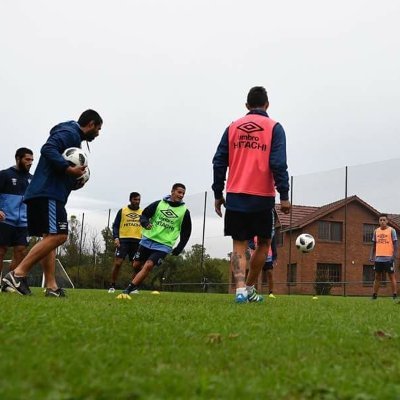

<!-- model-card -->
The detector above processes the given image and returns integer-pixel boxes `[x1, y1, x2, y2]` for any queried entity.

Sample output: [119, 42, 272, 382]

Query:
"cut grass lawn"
[1, 289, 400, 399]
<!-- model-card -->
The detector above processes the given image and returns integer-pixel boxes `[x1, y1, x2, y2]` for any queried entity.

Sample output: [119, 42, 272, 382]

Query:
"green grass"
[1, 290, 400, 400]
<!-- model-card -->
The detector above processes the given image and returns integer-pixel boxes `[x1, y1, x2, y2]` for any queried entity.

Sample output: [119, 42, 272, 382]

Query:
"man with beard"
[0, 148, 34, 280]
[108, 192, 142, 293]
[2, 110, 103, 297]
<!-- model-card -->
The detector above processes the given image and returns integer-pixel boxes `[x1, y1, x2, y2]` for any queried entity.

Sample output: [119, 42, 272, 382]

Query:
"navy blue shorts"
[26, 198, 68, 236]
[0, 223, 28, 246]
[224, 209, 274, 241]
[115, 240, 140, 262]
[374, 261, 395, 274]
[133, 245, 168, 266]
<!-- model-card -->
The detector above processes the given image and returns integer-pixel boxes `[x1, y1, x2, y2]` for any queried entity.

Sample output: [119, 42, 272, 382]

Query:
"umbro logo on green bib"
[160, 209, 178, 219]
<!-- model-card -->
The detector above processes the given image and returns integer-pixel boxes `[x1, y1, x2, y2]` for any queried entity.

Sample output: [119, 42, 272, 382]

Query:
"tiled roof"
[276, 195, 400, 231]
[388, 214, 400, 226]
[275, 204, 318, 228]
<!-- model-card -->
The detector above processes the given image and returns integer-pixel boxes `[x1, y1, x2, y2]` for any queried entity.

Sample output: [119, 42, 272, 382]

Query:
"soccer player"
[369, 214, 398, 300]
[122, 183, 192, 295]
[0, 148, 34, 281]
[2, 110, 103, 297]
[108, 192, 142, 293]
[248, 233, 278, 298]
[212, 86, 290, 303]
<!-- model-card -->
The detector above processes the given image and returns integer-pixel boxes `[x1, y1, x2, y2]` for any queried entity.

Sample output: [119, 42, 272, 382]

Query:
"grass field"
[1, 289, 400, 400]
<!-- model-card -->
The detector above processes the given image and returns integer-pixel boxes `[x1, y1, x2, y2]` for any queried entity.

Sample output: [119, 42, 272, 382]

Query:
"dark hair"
[78, 109, 103, 127]
[379, 213, 388, 219]
[15, 147, 33, 159]
[129, 192, 140, 200]
[247, 86, 269, 108]
[172, 183, 186, 191]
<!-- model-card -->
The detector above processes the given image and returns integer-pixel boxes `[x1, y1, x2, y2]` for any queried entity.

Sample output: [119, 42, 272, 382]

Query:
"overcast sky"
[1, 0, 400, 257]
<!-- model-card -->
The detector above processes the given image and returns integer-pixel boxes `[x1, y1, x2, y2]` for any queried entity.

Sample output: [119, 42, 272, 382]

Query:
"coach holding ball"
[2, 110, 102, 297]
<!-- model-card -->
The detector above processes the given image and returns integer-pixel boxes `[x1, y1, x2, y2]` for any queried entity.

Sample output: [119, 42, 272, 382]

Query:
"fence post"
[78, 212, 85, 287]
[200, 191, 207, 291]
[344, 166, 348, 296]
[288, 175, 294, 295]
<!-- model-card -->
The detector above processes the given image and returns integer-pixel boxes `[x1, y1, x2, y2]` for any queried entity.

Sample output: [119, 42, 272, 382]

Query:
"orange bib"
[375, 227, 394, 257]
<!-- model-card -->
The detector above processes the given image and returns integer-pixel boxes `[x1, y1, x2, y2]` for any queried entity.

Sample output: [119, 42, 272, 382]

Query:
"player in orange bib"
[369, 214, 398, 300]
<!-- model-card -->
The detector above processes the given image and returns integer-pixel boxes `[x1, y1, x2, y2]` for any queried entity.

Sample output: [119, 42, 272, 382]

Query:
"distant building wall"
[228, 199, 399, 297]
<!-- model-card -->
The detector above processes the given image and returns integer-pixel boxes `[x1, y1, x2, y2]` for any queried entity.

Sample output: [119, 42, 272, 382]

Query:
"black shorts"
[0, 223, 28, 247]
[374, 261, 395, 274]
[224, 209, 274, 241]
[133, 245, 168, 266]
[263, 261, 274, 271]
[26, 198, 68, 237]
[115, 240, 140, 262]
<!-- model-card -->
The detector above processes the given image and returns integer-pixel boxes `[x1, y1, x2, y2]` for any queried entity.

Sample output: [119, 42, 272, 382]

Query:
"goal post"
[1, 259, 74, 289]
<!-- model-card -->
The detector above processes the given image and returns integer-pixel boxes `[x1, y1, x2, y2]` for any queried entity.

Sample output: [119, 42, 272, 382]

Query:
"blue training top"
[24, 121, 85, 204]
[0, 166, 32, 227]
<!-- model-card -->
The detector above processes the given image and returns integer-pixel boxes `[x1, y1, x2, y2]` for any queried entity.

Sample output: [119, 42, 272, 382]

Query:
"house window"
[275, 228, 283, 246]
[363, 224, 376, 243]
[363, 264, 386, 287]
[316, 263, 341, 283]
[287, 263, 297, 285]
[362, 265, 375, 286]
[318, 221, 342, 241]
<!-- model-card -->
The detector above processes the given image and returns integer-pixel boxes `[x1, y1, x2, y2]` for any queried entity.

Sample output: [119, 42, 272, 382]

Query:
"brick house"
[236, 195, 400, 296]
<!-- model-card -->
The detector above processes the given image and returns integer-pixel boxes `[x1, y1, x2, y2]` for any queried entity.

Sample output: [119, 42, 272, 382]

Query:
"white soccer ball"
[62, 147, 88, 167]
[77, 167, 90, 184]
[72, 167, 90, 191]
[296, 233, 315, 253]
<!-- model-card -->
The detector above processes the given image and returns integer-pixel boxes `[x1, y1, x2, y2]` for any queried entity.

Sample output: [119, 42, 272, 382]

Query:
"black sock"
[128, 283, 137, 289]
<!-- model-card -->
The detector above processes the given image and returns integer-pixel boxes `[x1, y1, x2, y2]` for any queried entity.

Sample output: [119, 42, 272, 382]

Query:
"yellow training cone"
[151, 291, 160, 295]
[116, 293, 131, 300]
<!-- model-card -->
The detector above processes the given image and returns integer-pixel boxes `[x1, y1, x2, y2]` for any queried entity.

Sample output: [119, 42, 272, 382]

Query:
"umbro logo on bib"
[237, 122, 264, 134]
[160, 209, 178, 219]
[126, 212, 140, 221]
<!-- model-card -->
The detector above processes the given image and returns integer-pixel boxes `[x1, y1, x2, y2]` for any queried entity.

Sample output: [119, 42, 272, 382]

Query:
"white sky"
[1, 0, 400, 257]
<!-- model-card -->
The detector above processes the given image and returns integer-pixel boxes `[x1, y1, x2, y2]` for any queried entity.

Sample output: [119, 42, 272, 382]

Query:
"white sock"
[246, 285, 255, 294]
[236, 287, 247, 296]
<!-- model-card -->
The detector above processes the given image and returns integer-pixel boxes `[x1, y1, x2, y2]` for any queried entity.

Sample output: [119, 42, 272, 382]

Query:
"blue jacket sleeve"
[270, 123, 289, 201]
[41, 130, 77, 172]
[112, 209, 122, 239]
[212, 128, 229, 199]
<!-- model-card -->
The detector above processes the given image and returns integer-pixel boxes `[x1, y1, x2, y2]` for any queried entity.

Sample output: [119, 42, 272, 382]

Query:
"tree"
[60, 215, 81, 266]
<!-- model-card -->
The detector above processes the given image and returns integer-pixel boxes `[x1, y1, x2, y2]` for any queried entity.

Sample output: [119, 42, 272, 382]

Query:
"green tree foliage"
[60, 215, 81, 266]
[51, 214, 229, 292]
